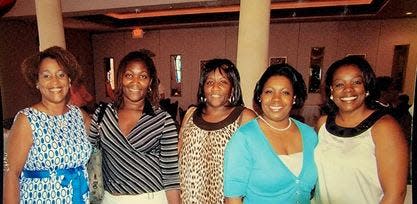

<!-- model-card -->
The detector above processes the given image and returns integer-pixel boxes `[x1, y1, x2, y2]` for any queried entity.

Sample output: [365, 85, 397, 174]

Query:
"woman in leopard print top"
[178, 59, 256, 204]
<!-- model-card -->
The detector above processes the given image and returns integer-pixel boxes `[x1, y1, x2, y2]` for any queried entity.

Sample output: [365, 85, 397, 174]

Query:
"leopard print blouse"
[179, 106, 244, 204]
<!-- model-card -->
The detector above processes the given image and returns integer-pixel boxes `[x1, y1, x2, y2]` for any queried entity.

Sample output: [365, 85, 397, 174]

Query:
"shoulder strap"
[179, 106, 196, 137]
[92, 102, 108, 150]
[182, 106, 196, 126]
[96, 102, 108, 124]
[178, 106, 196, 152]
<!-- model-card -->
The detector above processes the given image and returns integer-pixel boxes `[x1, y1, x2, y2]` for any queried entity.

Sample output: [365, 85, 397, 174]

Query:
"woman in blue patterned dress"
[3, 46, 92, 204]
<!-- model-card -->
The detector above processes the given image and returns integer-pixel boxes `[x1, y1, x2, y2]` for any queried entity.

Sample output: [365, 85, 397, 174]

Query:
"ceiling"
[3, 0, 417, 32]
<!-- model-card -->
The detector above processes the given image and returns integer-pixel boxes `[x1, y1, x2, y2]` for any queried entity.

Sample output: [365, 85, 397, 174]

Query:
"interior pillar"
[35, 0, 66, 51]
[236, 0, 271, 110]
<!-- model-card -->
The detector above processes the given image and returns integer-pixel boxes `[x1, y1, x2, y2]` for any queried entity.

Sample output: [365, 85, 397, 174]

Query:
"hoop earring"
[148, 87, 152, 93]
[228, 95, 235, 103]
[200, 96, 206, 102]
[365, 92, 369, 97]
[330, 95, 334, 100]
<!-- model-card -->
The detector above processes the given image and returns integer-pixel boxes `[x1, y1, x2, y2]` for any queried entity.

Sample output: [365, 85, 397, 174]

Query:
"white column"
[35, 0, 66, 51]
[236, 0, 271, 110]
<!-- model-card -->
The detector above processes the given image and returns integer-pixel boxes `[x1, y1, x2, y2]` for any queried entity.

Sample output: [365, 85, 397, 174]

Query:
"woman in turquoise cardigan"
[224, 63, 318, 204]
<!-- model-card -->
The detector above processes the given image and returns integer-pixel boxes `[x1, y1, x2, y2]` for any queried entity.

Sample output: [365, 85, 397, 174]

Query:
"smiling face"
[203, 69, 232, 109]
[331, 65, 368, 113]
[260, 75, 295, 124]
[122, 61, 151, 104]
[37, 57, 70, 105]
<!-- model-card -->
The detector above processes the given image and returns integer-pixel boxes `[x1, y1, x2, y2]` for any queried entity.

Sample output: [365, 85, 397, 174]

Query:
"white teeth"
[269, 106, 282, 111]
[340, 96, 357, 101]
[211, 94, 221, 98]
[50, 88, 62, 92]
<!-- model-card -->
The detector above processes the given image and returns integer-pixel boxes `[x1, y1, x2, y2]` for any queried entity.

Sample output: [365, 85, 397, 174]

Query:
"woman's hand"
[165, 189, 181, 204]
[225, 197, 243, 204]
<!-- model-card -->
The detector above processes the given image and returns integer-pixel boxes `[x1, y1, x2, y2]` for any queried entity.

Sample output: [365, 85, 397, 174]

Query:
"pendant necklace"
[259, 116, 292, 132]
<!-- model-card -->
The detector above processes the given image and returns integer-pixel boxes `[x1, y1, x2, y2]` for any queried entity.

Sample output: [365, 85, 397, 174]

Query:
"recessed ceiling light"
[405, 12, 413, 15]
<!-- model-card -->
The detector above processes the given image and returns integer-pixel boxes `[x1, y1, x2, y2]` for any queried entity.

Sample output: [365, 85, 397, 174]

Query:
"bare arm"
[372, 115, 408, 204]
[3, 114, 33, 204]
[225, 197, 243, 204]
[238, 108, 257, 126]
[165, 189, 181, 204]
[315, 115, 327, 132]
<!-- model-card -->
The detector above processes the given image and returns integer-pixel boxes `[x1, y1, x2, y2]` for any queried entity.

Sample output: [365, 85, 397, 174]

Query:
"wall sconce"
[132, 27, 144, 39]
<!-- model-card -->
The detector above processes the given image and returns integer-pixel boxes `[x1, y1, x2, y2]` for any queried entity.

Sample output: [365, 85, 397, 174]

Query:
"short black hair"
[196, 59, 244, 114]
[322, 55, 377, 115]
[253, 63, 307, 114]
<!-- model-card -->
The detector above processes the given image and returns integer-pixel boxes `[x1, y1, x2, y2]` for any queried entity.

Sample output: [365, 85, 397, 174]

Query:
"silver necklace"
[259, 116, 292, 131]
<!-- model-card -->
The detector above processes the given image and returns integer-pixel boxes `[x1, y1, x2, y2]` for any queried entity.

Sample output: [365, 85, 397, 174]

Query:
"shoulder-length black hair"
[253, 63, 307, 115]
[195, 58, 244, 115]
[113, 51, 159, 110]
[322, 55, 377, 115]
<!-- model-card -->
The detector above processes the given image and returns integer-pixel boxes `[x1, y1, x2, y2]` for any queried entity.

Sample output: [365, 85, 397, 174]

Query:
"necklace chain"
[259, 116, 292, 132]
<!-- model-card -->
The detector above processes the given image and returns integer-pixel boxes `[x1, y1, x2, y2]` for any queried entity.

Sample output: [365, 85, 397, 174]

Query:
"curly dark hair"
[113, 51, 159, 109]
[21, 46, 82, 89]
[195, 58, 244, 115]
[322, 55, 377, 115]
[253, 63, 307, 115]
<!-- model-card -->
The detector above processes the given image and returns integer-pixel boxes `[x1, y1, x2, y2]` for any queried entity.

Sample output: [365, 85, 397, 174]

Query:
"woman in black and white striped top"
[89, 50, 180, 204]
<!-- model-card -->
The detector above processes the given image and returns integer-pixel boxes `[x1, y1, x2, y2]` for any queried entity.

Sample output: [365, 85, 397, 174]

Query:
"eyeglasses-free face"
[37, 57, 71, 105]
[203, 69, 233, 108]
[260, 75, 295, 126]
[331, 65, 368, 113]
[122, 61, 151, 104]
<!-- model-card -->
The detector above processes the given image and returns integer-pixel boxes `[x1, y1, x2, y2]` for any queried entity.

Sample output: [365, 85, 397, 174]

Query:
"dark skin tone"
[201, 69, 256, 124]
[316, 65, 408, 204]
[4, 58, 91, 204]
[118, 61, 150, 137]
[117, 60, 180, 203]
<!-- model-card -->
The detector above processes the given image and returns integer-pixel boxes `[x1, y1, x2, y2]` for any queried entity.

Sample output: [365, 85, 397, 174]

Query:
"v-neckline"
[115, 109, 143, 140]
[257, 119, 305, 178]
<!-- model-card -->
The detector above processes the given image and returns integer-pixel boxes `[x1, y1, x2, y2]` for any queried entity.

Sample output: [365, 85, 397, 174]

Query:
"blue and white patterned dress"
[18, 105, 92, 204]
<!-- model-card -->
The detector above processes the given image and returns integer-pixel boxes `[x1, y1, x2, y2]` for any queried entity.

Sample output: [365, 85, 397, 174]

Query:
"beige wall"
[91, 18, 417, 110]
[1, 18, 416, 119]
[92, 26, 240, 109]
